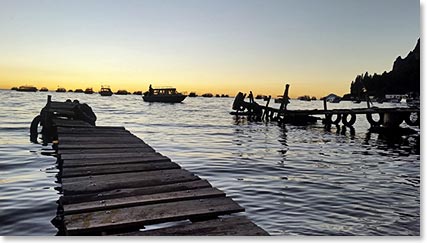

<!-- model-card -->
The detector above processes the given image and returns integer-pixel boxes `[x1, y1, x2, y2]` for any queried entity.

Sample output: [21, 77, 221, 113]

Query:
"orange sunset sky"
[0, 0, 419, 98]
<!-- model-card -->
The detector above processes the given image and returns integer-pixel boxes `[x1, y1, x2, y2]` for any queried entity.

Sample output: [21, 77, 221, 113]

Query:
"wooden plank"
[58, 147, 155, 155]
[59, 134, 142, 141]
[58, 132, 134, 138]
[61, 161, 180, 178]
[61, 154, 169, 168]
[52, 119, 93, 128]
[62, 169, 199, 195]
[119, 216, 269, 236]
[58, 143, 150, 150]
[59, 139, 146, 145]
[62, 169, 192, 185]
[57, 127, 126, 134]
[58, 135, 142, 144]
[58, 126, 126, 131]
[60, 180, 212, 205]
[60, 152, 159, 160]
[63, 187, 225, 215]
[64, 197, 244, 235]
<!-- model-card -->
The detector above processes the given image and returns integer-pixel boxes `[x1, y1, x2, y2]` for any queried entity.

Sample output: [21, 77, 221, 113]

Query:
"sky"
[0, 0, 420, 98]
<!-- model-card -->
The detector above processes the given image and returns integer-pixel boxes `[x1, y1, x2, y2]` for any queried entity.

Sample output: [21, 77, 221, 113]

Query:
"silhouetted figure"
[149, 84, 153, 95]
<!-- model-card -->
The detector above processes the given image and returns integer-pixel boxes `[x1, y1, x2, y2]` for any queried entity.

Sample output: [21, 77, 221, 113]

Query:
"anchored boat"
[143, 85, 186, 103]
[99, 85, 113, 96]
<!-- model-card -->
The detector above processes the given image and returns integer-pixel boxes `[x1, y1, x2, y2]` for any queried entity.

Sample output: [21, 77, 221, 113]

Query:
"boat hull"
[143, 95, 187, 103]
[100, 92, 113, 96]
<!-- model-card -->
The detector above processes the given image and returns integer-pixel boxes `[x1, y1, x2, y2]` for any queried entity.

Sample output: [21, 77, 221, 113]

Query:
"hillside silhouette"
[346, 39, 420, 100]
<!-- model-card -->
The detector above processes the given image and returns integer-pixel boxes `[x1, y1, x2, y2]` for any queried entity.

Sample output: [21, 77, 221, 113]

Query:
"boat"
[202, 93, 213, 97]
[56, 87, 66, 92]
[133, 91, 142, 95]
[115, 90, 129, 95]
[11, 87, 18, 91]
[188, 92, 198, 97]
[40, 87, 49, 92]
[84, 88, 94, 94]
[74, 89, 84, 93]
[17, 85, 38, 92]
[99, 86, 113, 96]
[142, 85, 187, 103]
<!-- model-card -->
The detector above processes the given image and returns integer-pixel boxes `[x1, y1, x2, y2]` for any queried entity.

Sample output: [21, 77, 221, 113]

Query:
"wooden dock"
[32, 96, 268, 236]
[231, 86, 420, 128]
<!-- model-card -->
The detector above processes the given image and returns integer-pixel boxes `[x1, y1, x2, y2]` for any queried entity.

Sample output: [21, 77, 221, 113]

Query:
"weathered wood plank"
[52, 119, 93, 127]
[58, 143, 150, 150]
[60, 151, 159, 160]
[56, 127, 127, 134]
[62, 169, 199, 195]
[58, 132, 134, 138]
[59, 135, 142, 142]
[63, 187, 225, 215]
[61, 161, 180, 178]
[64, 197, 244, 235]
[62, 169, 192, 185]
[60, 180, 212, 205]
[57, 126, 126, 131]
[61, 154, 169, 168]
[58, 147, 155, 155]
[119, 216, 269, 236]
[59, 137, 144, 144]
[59, 140, 146, 145]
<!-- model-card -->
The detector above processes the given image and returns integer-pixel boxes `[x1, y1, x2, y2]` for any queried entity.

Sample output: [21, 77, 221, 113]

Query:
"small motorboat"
[40, 87, 49, 92]
[84, 88, 94, 94]
[142, 85, 186, 103]
[17, 85, 38, 92]
[99, 86, 113, 96]
[56, 87, 66, 92]
[115, 90, 129, 95]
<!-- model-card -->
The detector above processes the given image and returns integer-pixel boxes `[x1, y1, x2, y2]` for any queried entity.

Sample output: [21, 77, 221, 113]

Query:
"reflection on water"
[0, 90, 420, 235]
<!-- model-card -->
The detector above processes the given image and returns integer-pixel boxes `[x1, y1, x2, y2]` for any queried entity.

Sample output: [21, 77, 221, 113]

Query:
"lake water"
[0, 89, 420, 236]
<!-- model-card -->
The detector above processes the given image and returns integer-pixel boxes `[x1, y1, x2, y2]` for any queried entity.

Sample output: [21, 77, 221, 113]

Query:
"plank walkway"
[49, 115, 268, 235]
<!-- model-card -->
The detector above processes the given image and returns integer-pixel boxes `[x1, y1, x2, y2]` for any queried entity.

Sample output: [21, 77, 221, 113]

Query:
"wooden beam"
[64, 197, 244, 235]
[63, 187, 225, 215]
[119, 216, 269, 236]
[61, 161, 180, 178]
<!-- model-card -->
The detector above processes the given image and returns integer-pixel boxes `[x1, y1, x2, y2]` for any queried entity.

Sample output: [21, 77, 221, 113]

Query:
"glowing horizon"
[0, 0, 419, 98]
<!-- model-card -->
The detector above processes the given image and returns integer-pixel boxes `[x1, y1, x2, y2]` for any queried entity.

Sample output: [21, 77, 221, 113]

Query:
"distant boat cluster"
[11, 85, 138, 96]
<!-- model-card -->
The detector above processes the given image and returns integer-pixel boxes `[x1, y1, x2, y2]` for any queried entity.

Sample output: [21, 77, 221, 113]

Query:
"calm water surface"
[0, 90, 420, 235]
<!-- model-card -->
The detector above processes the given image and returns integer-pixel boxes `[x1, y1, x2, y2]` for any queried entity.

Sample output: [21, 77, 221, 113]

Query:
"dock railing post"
[262, 95, 271, 121]
[279, 84, 290, 112]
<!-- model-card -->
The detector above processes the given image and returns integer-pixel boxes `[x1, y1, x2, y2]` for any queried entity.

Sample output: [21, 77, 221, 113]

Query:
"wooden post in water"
[323, 99, 327, 111]
[279, 84, 290, 111]
[262, 95, 271, 121]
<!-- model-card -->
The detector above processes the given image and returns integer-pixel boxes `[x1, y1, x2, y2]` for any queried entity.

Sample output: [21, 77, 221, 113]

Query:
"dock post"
[262, 96, 271, 121]
[323, 99, 327, 111]
[279, 84, 290, 111]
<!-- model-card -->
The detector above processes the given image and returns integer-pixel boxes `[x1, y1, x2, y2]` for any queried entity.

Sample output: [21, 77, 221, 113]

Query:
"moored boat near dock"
[143, 85, 186, 103]
[74, 89, 84, 93]
[40, 87, 49, 92]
